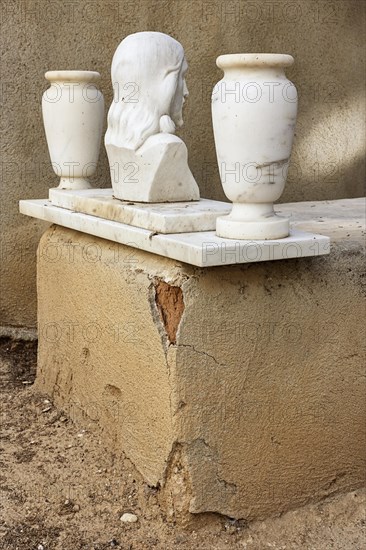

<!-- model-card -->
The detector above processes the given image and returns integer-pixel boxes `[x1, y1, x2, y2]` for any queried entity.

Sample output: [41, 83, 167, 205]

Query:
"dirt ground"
[0, 337, 365, 550]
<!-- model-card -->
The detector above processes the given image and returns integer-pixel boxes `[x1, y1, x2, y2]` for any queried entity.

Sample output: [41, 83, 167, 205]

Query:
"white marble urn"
[212, 54, 298, 240]
[42, 70, 104, 190]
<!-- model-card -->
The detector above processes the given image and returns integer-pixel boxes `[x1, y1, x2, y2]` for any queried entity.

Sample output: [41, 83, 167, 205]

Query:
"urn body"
[212, 54, 298, 240]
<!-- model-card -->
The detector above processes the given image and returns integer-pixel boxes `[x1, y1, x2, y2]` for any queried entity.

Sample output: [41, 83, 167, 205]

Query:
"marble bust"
[105, 32, 200, 203]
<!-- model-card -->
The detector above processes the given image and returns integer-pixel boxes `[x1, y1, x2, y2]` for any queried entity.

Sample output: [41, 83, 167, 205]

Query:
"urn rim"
[216, 53, 294, 70]
[45, 70, 101, 83]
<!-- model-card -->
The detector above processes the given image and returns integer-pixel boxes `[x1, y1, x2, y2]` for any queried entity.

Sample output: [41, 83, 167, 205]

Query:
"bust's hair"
[105, 32, 185, 151]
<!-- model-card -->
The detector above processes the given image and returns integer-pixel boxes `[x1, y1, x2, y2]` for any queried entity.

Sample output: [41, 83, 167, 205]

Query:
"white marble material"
[19, 199, 330, 267]
[49, 188, 231, 234]
[105, 32, 200, 202]
[42, 71, 104, 189]
[212, 54, 298, 240]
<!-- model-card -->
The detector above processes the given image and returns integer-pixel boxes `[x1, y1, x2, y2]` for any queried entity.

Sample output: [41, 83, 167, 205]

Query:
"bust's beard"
[171, 107, 184, 129]
[174, 116, 184, 128]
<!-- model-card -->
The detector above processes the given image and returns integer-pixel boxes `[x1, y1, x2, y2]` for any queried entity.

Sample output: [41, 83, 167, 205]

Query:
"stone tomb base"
[36, 212, 365, 521]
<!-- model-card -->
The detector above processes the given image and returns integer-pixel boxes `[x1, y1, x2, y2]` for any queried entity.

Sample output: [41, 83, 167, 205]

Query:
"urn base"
[216, 203, 290, 240]
[58, 177, 92, 190]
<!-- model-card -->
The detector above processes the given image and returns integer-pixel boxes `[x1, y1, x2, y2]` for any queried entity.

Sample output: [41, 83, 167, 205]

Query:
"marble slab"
[20, 199, 330, 267]
[49, 188, 231, 234]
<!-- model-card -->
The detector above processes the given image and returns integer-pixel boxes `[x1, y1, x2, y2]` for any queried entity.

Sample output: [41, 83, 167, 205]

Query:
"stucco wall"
[1, 0, 365, 328]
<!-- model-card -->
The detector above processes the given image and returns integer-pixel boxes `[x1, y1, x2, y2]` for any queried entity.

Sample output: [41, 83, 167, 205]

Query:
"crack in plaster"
[176, 343, 227, 369]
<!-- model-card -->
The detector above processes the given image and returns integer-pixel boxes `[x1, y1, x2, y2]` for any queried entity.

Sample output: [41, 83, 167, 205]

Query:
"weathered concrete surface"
[36, 199, 365, 521]
[2, 0, 365, 327]
[36, 226, 181, 485]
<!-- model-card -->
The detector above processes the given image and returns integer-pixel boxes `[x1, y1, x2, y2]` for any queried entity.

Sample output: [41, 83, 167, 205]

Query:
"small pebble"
[37, 545, 44, 550]
[120, 512, 138, 523]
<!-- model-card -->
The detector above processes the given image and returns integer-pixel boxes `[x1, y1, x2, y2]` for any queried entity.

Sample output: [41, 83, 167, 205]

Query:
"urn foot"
[58, 177, 92, 190]
[216, 203, 289, 240]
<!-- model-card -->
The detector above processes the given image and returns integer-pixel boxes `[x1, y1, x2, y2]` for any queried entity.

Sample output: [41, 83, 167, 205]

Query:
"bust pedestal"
[106, 134, 200, 203]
